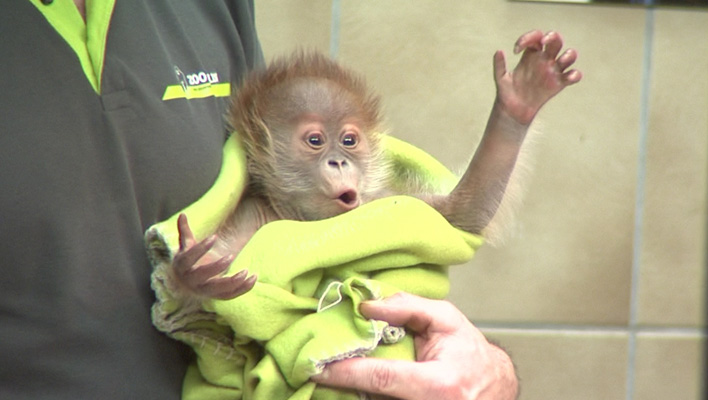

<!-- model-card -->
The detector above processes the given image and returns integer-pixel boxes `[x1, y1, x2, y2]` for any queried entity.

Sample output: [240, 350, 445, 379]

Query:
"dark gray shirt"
[0, 1, 262, 398]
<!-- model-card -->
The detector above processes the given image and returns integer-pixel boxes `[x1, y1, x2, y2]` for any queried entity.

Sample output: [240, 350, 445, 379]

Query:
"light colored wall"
[255, 2, 706, 399]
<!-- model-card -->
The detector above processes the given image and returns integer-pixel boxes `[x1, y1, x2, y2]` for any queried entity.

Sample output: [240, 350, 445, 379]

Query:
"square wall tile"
[634, 333, 706, 400]
[485, 329, 628, 400]
[255, 0, 332, 60]
[638, 9, 708, 327]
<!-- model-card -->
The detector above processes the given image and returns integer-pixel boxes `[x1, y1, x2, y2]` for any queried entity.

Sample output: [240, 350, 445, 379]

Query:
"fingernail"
[312, 367, 329, 381]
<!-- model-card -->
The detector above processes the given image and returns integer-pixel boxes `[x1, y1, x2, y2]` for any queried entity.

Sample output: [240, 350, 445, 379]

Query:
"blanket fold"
[147, 134, 483, 400]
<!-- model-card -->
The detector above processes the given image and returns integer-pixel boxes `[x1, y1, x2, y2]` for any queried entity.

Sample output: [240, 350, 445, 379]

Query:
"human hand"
[311, 293, 518, 400]
[494, 30, 582, 125]
[172, 213, 256, 299]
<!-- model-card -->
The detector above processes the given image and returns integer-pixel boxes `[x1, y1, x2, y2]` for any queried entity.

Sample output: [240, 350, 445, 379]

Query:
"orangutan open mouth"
[335, 189, 360, 210]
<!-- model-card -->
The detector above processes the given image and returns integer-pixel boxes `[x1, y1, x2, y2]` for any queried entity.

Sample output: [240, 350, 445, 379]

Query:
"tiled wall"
[255, 1, 706, 398]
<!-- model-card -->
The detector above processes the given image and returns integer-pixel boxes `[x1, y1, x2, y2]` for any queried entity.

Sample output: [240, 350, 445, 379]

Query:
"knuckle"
[437, 299, 459, 316]
[438, 300, 469, 327]
[443, 378, 466, 399]
[386, 292, 408, 303]
[368, 363, 396, 393]
[429, 373, 466, 400]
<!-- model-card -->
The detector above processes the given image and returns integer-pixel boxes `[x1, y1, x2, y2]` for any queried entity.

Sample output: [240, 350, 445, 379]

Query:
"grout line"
[704, 116, 708, 400]
[626, 7, 655, 400]
[329, 0, 341, 59]
[475, 323, 706, 337]
[480, 327, 628, 337]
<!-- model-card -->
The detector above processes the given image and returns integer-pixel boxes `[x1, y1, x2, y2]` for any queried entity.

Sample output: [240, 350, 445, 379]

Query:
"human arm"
[311, 292, 519, 400]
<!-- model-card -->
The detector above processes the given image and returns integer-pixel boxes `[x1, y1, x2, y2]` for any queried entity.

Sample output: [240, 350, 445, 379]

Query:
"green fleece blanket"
[147, 134, 483, 400]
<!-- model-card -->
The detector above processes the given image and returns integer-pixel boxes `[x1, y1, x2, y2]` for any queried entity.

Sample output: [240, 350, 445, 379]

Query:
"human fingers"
[312, 356, 434, 400]
[199, 270, 257, 300]
[359, 293, 465, 334]
[513, 30, 544, 54]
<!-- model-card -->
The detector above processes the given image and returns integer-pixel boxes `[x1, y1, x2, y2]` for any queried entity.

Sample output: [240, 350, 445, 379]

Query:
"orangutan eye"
[306, 133, 325, 148]
[341, 133, 358, 148]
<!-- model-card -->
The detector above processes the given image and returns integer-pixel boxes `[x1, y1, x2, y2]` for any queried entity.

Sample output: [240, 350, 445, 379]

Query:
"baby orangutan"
[172, 30, 581, 300]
